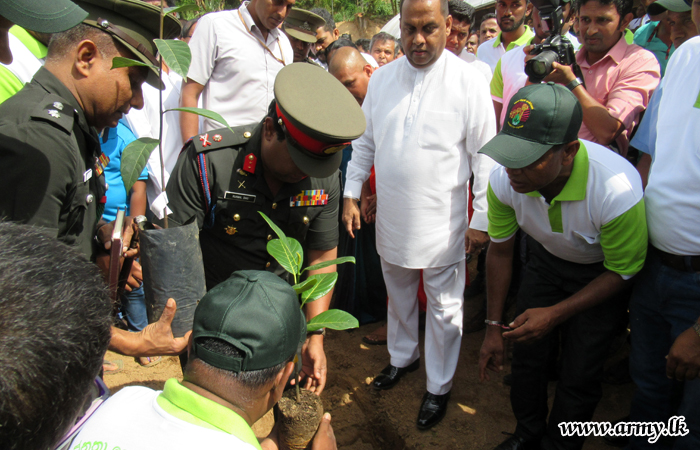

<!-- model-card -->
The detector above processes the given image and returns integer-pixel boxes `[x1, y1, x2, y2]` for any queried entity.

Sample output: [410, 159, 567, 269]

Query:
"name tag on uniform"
[83, 169, 93, 182]
[224, 191, 256, 203]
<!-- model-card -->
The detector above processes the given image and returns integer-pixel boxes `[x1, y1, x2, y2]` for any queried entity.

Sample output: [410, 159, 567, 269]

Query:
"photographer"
[490, 0, 579, 129]
[543, 0, 660, 157]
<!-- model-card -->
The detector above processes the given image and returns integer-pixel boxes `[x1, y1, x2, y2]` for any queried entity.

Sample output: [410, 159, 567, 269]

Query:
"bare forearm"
[305, 248, 337, 320]
[571, 85, 624, 145]
[485, 238, 515, 322]
[180, 79, 204, 143]
[129, 181, 147, 217]
[550, 270, 629, 324]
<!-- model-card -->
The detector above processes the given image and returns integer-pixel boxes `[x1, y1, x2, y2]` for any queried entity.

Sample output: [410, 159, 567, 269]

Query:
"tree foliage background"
[176, 0, 396, 23]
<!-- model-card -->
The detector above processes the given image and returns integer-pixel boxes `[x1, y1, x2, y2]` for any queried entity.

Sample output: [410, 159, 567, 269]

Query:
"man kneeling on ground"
[74, 271, 336, 449]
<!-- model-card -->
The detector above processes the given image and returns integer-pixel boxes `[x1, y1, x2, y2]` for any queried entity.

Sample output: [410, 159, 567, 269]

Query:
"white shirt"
[345, 51, 497, 268]
[2, 31, 42, 85]
[491, 45, 529, 127]
[476, 27, 535, 71]
[73, 386, 257, 450]
[644, 36, 700, 255]
[488, 140, 645, 277]
[187, 3, 293, 131]
[459, 49, 493, 83]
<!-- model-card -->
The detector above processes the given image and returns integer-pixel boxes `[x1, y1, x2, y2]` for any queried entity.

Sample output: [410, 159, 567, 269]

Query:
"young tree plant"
[259, 212, 358, 400]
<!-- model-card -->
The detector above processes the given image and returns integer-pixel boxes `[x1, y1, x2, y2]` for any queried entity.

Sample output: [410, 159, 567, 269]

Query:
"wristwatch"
[566, 77, 583, 92]
[308, 328, 326, 336]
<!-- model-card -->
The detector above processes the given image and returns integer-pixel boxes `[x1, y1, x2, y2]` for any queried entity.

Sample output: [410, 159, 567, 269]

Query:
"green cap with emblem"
[274, 63, 366, 178]
[479, 83, 582, 169]
[192, 270, 306, 373]
[0, 0, 88, 33]
[283, 8, 326, 43]
[648, 0, 690, 15]
[74, 0, 182, 89]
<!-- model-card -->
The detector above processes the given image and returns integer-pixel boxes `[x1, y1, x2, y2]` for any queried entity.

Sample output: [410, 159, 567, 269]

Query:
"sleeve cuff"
[344, 180, 364, 199]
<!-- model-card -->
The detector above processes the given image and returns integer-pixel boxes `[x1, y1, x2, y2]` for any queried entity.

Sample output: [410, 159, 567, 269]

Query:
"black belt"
[652, 246, 700, 273]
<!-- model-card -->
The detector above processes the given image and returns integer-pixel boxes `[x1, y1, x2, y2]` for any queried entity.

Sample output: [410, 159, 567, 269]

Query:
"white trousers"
[380, 257, 465, 395]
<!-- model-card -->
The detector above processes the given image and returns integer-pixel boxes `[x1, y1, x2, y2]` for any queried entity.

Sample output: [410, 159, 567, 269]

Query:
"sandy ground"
[104, 260, 634, 449]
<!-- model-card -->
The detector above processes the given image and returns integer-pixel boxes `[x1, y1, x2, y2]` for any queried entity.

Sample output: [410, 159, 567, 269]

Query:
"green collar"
[9, 26, 47, 59]
[493, 26, 534, 51]
[157, 379, 262, 450]
[525, 141, 589, 201]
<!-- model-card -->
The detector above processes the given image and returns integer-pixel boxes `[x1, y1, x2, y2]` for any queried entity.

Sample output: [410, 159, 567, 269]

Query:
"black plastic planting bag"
[140, 221, 206, 337]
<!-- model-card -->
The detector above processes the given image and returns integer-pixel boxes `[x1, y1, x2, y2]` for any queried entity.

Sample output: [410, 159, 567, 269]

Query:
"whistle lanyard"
[238, 9, 286, 66]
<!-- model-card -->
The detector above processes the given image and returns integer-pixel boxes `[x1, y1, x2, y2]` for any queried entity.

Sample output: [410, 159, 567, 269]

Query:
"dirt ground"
[104, 260, 635, 450]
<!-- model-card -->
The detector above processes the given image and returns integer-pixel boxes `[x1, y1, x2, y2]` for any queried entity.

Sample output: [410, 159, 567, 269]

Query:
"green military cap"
[274, 63, 366, 178]
[479, 83, 582, 169]
[283, 8, 326, 44]
[648, 0, 690, 15]
[74, 0, 182, 89]
[192, 271, 306, 373]
[0, 0, 87, 33]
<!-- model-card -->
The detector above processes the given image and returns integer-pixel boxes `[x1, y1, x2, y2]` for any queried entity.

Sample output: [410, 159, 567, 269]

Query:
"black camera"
[524, 0, 580, 83]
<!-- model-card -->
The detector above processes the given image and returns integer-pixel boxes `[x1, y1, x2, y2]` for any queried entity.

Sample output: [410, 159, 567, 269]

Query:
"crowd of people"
[0, 0, 698, 448]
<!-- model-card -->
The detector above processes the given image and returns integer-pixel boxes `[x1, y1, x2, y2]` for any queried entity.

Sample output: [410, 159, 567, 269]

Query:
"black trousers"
[511, 237, 628, 450]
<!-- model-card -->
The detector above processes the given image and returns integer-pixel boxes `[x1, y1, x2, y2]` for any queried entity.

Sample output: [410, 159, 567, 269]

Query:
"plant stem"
[159, 2, 168, 228]
[295, 371, 301, 403]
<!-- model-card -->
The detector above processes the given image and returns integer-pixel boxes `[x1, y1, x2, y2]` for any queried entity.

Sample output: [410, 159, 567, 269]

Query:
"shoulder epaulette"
[29, 94, 75, 133]
[193, 124, 257, 153]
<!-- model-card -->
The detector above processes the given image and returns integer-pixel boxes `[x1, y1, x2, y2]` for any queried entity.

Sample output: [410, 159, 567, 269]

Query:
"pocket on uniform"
[65, 182, 89, 236]
[418, 111, 464, 150]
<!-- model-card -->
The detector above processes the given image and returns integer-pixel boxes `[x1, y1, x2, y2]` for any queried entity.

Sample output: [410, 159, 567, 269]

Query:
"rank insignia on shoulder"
[225, 226, 237, 235]
[213, 134, 222, 142]
[48, 109, 60, 118]
[199, 133, 212, 147]
[243, 153, 257, 173]
[53, 102, 64, 111]
[238, 169, 248, 177]
[290, 189, 328, 207]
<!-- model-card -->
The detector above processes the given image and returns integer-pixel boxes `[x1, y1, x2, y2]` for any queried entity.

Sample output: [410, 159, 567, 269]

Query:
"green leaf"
[303, 256, 356, 273]
[307, 310, 359, 331]
[301, 273, 338, 307]
[164, 4, 200, 14]
[267, 238, 303, 276]
[292, 278, 318, 295]
[167, 107, 231, 131]
[154, 39, 191, 79]
[120, 138, 160, 194]
[258, 212, 290, 248]
[111, 57, 157, 71]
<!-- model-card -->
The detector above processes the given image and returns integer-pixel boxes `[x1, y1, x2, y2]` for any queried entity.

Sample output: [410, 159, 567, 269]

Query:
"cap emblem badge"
[508, 99, 533, 129]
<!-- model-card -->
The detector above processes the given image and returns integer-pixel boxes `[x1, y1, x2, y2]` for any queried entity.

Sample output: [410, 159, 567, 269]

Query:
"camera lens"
[525, 50, 558, 83]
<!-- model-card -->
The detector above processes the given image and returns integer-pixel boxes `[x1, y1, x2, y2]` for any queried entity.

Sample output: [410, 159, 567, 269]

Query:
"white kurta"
[344, 51, 497, 269]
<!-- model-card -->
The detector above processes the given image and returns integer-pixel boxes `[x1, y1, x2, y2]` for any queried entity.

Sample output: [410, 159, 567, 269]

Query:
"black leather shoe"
[371, 359, 420, 391]
[493, 434, 534, 450]
[416, 391, 450, 430]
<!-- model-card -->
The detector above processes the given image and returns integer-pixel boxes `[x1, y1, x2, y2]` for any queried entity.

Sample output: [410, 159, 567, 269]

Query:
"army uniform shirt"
[0, 67, 106, 258]
[166, 123, 340, 290]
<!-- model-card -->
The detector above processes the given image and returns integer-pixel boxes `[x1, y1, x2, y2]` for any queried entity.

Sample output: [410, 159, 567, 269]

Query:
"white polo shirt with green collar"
[476, 26, 535, 71]
[72, 379, 262, 450]
[487, 140, 647, 280]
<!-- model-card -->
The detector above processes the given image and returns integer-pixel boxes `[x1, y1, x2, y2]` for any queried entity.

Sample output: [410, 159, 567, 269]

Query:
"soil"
[277, 389, 326, 449]
[104, 261, 635, 450]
